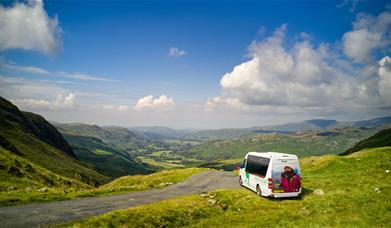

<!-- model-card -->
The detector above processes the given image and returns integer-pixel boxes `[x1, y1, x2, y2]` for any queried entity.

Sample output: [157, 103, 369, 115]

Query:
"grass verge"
[1, 168, 207, 206]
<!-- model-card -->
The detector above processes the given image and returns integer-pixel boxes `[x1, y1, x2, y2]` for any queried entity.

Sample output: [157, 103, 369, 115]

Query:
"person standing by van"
[280, 166, 301, 192]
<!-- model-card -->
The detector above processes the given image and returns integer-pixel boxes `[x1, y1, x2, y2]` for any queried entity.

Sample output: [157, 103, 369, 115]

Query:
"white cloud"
[0, 75, 70, 99]
[12, 93, 76, 111]
[1, 61, 114, 82]
[4, 63, 50, 75]
[207, 20, 391, 117]
[378, 56, 391, 105]
[342, 11, 391, 63]
[103, 104, 130, 111]
[0, 0, 62, 54]
[134, 95, 175, 111]
[56, 71, 115, 82]
[168, 47, 187, 57]
[337, 0, 359, 12]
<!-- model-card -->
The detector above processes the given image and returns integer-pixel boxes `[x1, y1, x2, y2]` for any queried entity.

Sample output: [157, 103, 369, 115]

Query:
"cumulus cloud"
[343, 10, 391, 63]
[134, 95, 175, 111]
[378, 56, 391, 104]
[207, 13, 391, 117]
[168, 47, 187, 57]
[12, 93, 76, 111]
[0, 0, 62, 54]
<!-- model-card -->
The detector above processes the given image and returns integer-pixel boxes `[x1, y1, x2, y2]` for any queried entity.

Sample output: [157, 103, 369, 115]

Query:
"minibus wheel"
[256, 185, 262, 196]
[239, 176, 243, 186]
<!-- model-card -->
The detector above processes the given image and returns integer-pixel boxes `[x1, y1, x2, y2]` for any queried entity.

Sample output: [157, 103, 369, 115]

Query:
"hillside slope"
[64, 134, 151, 177]
[54, 123, 152, 176]
[0, 146, 93, 205]
[54, 123, 146, 150]
[0, 97, 109, 185]
[341, 128, 391, 155]
[0, 97, 74, 156]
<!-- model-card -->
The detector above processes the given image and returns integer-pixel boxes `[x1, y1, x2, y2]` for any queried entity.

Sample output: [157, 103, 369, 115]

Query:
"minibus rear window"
[246, 155, 270, 177]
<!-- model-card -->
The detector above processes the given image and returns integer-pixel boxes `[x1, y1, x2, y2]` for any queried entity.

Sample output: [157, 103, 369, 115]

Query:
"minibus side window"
[246, 155, 270, 177]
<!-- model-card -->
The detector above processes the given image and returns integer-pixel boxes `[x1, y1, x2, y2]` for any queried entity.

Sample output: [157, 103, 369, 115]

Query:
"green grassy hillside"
[64, 134, 151, 177]
[64, 147, 391, 227]
[0, 147, 93, 206]
[81, 168, 207, 197]
[54, 123, 145, 150]
[184, 127, 381, 160]
[0, 97, 110, 186]
[341, 128, 391, 155]
[0, 97, 74, 156]
[54, 123, 152, 176]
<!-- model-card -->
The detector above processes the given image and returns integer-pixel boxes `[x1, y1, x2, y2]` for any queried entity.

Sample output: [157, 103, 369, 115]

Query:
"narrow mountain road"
[0, 171, 239, 227]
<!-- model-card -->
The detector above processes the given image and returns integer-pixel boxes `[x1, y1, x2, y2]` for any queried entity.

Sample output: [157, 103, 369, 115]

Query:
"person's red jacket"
[281, 176, 290, 192]
[291, 175, 301, 191]
[281, 175, 301, 192]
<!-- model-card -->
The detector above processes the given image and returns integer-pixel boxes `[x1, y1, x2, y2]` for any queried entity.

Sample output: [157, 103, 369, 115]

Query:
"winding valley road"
[0, 171, 239, 227]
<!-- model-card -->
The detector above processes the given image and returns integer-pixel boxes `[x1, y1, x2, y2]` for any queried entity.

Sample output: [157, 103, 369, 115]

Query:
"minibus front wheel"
[239, 176, 243, 186]
[256, 184, 262, 196]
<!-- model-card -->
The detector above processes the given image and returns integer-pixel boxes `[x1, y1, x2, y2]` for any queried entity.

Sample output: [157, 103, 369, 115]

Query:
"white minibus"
[238, 152, 302, 198]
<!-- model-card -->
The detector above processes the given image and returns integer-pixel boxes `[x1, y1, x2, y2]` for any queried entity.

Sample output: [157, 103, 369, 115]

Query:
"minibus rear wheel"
[256, 185, 262, 196]
[239, 176, 243, 186]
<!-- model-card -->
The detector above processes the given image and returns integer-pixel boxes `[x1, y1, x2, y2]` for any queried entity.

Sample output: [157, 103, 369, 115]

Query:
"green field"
[93, 149, 112, 155]
[139, 156, 185, 169]
[63, 147, 391, 227]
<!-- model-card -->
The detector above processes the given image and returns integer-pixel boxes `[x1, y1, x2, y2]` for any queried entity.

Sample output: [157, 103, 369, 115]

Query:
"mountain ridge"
[0, 96, 110, 186]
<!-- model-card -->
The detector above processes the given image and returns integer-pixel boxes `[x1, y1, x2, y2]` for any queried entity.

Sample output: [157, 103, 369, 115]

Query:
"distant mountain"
[341, 128, 391, 155]
[263, 117, 391, 132]
[130, 126, 192, 140]
[184, 127, 382, 161]
[54, 123, 146, 150]
[186, 116, 391, 141]
[259, 119, 339, 132]
[185, 128, 254, 141]
[0, 96, 109, 186]
[352, 116, 391, 128]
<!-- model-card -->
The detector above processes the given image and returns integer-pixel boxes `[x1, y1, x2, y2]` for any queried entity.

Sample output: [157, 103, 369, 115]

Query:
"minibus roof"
[246, 152, 298, 159]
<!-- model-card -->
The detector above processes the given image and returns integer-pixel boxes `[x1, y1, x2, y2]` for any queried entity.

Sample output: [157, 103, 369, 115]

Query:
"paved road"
[0, 171, 239, 227]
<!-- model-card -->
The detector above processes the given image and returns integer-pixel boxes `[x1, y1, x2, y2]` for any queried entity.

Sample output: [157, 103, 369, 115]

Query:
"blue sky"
[0, 0, 390, 128]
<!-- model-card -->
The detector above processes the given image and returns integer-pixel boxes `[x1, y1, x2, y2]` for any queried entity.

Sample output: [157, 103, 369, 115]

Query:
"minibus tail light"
[268, 178, 273, 189]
